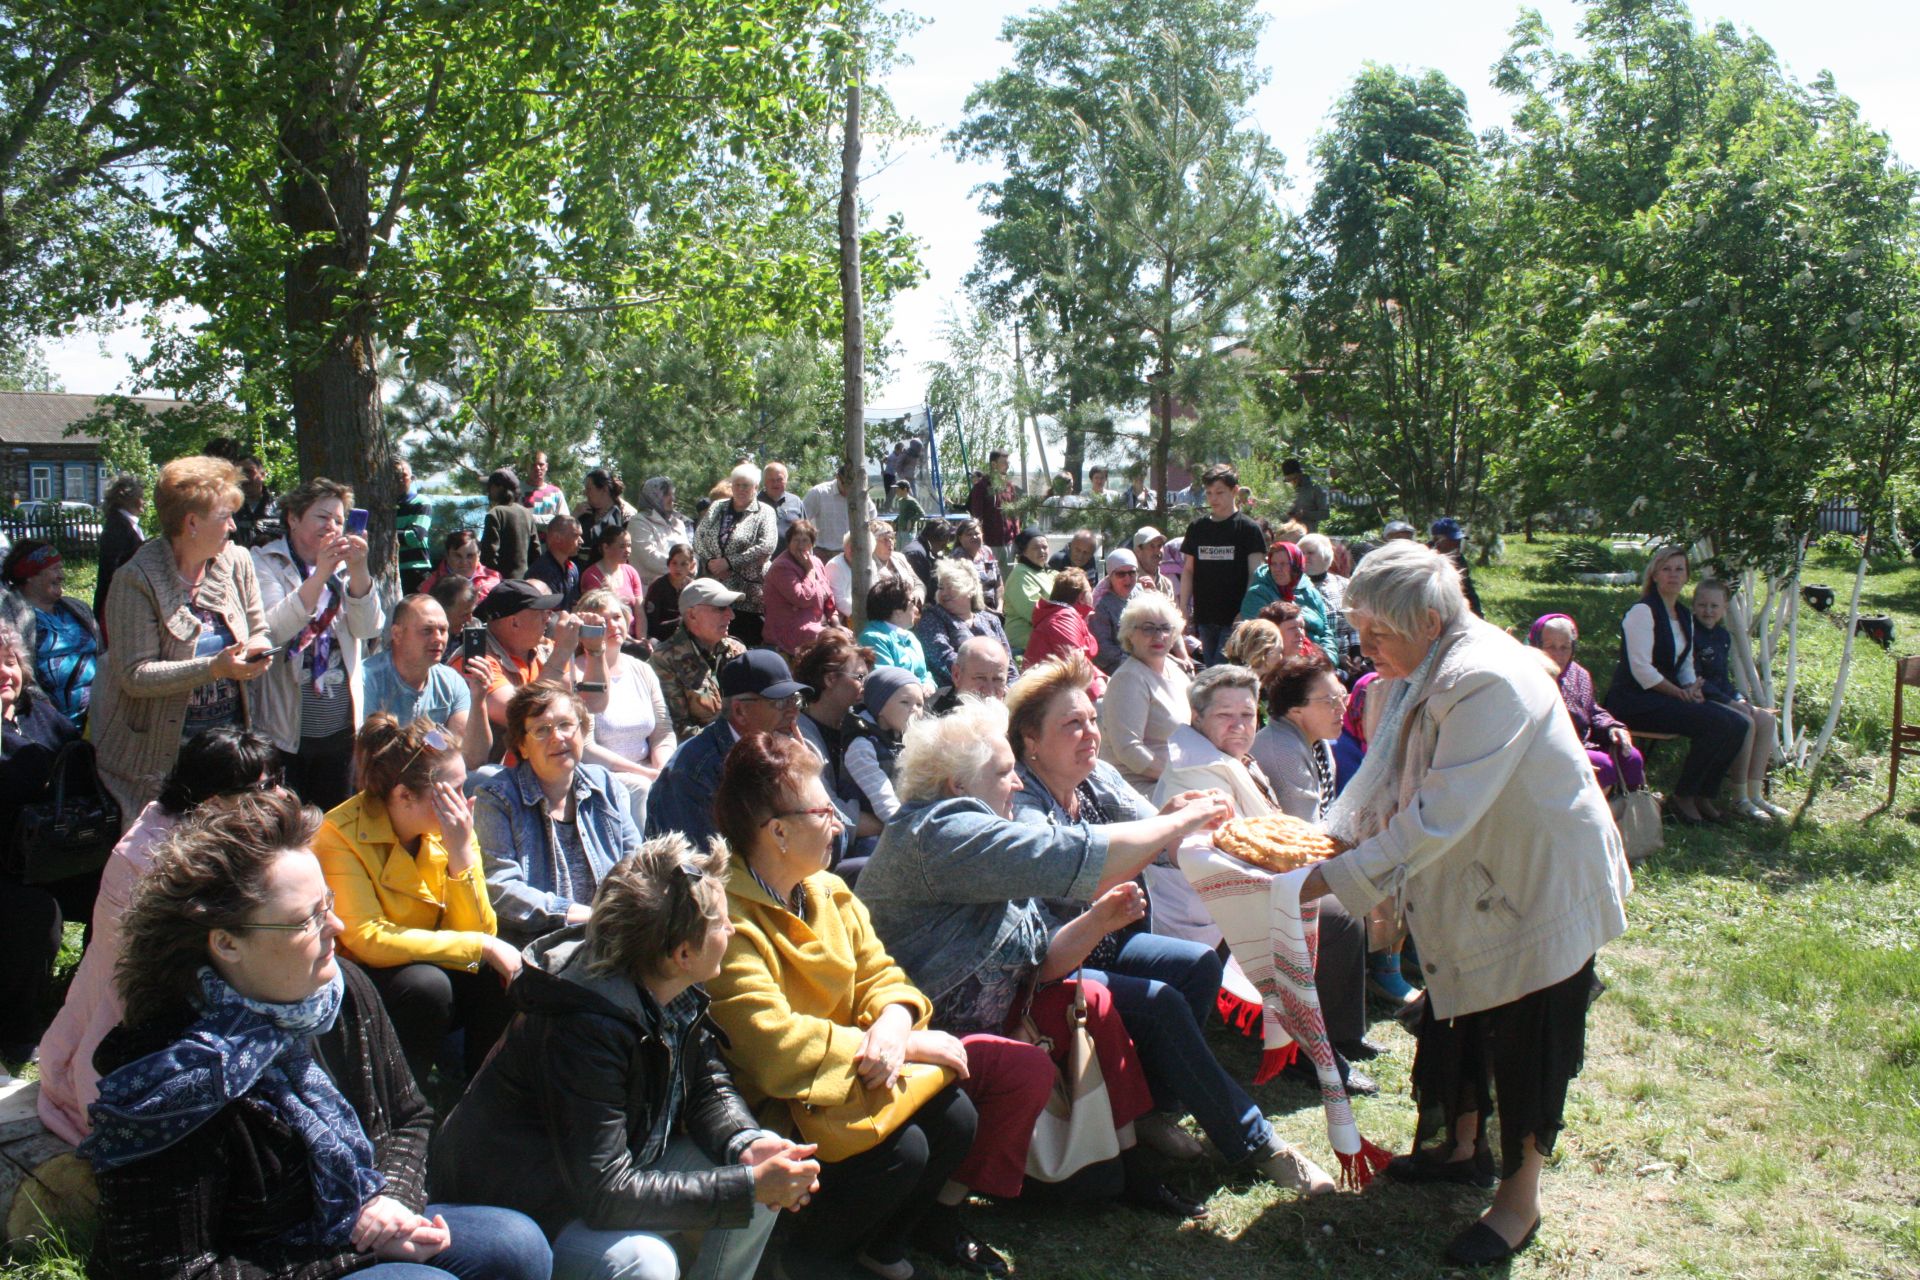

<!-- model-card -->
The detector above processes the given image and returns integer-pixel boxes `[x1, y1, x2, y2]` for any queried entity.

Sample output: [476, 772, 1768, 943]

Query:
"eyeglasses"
[1306, 691, 1350, 707]
[832, 666, 868, 685]
[763, 805, 840, 826]
[238, 890, 334, 937]
[1136, 623, 1176, 637]
[740, 693, 804, 713]
[400, 728, 452, 776]
[528, 718, 582, 743]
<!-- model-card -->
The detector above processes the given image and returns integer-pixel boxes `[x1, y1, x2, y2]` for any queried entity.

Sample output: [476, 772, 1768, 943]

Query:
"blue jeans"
[551, 1137, 779, 1280]
[1082, 932, 1274, 1164]
[1196, 622, 1233, 667]
[358, 1203, 552, 1280]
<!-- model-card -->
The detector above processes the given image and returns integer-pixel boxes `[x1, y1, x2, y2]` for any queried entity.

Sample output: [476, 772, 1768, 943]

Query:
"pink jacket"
[35, 803, 178, 1144]
[763, 550, 837, 656]
[1024, 600, 1108, 699]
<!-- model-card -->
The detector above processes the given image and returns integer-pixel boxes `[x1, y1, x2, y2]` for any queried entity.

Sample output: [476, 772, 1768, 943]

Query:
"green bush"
[1545, 537, 1630, 579]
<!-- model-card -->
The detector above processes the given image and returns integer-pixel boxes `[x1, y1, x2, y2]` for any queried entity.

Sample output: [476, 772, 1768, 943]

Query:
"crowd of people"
[0, 445, 1745, 1280]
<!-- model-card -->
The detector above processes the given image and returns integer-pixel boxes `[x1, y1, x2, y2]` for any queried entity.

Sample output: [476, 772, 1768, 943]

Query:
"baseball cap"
[1132, 525, 1164, 548]
[473, 579, 563, 623]
[680, 577, 744, 611]
[719, 649, 809, 701]
[1430, 517, 1465, 541]
[1382, 521, 1417, 539]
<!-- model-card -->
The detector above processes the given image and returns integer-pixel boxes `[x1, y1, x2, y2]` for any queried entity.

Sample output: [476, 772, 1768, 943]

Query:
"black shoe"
[1122, 1179, 1210, 1220]
[1335, 1037, 1385, 1062]
[1443, 1217, 1540, 1267]
[911, 1208, 1011, 1277]
[1384, 1150, 1497, 1189]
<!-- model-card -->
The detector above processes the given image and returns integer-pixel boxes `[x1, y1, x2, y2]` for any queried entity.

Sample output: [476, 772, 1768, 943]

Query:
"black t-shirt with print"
[1183, 511, 1267, 624]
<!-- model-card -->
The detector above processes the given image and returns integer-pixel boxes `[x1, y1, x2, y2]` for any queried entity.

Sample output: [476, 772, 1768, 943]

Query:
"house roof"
[0, 391, 186, 447]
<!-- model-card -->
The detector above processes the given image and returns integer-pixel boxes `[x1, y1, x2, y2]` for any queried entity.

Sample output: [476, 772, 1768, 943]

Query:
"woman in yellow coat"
[315, 713, 521, 1080]
[704, 732, 1015, 1280]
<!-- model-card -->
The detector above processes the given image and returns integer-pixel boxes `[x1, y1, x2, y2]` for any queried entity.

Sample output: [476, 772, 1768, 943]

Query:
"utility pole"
[838, 55, 870, 631]
[1012, 319, 1029, 498]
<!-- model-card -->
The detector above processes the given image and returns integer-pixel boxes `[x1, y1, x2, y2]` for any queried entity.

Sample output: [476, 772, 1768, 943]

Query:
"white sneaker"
[1757, 796, 1792, 819]
[1258, 1142, 1336, 1197]
[1734, 799, 1774, 823]
[1135, 1111, 1206, 1161]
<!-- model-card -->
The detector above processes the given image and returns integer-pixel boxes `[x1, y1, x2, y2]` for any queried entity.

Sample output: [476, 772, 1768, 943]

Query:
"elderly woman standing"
[1001, 530, 1054, 657]
[94, 473, 147, 623]
[1298, 541, 1632, 1266]
[628, 476, 692, 590]
[1009, 656, 1336, 1196]
[1099, 592, 1191, 794]
[914, 557, 1015, 690]
[253, 477, 387, 811]
[1601, 546, 1748, 824]
[761, 518, 837, 658]
[92, 455, 274, 822]
[695, 462, 777, 647]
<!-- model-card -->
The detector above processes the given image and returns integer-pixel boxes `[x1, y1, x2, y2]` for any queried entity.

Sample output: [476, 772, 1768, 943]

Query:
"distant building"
[0, 390, 169, 504]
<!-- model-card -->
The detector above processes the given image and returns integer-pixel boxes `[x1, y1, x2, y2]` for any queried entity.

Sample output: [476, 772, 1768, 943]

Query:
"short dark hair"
[1281, 458, 1304, 477]
[791, 628, 877, 704]
[866, 574, 915, 621]
[787, 518, 819, 547]
[442, 528, 477, 557]
[281, 476, 353, 522]
[429, 573, 477, 612]
[506, 682, 586, 759]
[1258, 599, 1303, 628]
[356, 713, 457, 801]
[1200, 463, 1239, 490]
[1264, 651, 1336, 720]
[156, 726, 282, 815]
[105, 474, 143, 514]
[487, 468, 520, 500]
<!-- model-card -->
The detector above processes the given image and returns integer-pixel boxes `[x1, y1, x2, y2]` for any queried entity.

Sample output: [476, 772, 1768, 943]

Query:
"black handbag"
[7, 739, 121, 884]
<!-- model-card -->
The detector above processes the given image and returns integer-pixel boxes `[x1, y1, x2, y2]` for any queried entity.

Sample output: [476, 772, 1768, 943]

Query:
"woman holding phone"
[91, 456, 276, 823]
[252, 478, 388, 810]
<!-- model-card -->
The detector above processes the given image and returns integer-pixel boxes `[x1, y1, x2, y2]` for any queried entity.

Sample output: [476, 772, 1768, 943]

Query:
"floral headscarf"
[638, 476, 675, 520]
[1342, 671, 1378, 745]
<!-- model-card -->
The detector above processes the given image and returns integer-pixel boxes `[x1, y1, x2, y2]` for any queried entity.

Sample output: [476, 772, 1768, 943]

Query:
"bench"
[0, 1078, 95, 1246]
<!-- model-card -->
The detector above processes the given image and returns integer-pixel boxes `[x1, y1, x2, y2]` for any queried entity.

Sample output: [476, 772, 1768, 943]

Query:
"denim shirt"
[476, 761, 642, 941]
[857, 796, 1108, 1003]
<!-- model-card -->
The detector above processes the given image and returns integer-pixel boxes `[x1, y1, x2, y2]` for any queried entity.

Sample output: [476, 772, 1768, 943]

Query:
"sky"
[40, 0, 1920, 409]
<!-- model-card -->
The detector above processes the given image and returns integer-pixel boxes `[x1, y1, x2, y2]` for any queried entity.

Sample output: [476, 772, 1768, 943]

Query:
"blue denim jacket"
[857, 796, 1108, 1003]
[476, 760, 642, 941]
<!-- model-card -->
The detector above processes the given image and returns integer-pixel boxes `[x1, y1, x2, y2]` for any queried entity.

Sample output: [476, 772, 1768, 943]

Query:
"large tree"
[952, 0, 1279, 495]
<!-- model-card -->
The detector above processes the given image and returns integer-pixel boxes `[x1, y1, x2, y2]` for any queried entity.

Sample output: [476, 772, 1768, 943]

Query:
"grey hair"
[932, 557, 986, 612]
[1344, 540, 1466, 638]
[1116, 592, 1185, 656]
[729, 461, 763, 489]
[1540, 616, 1578, 643]
[1188, 663, 1260, 719]
[895, 697, 1009, 804]
[1298, 533, 1334, 576]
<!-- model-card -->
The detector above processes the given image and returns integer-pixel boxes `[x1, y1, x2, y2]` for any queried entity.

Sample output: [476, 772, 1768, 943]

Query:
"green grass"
[10, 538, 1920, 1278]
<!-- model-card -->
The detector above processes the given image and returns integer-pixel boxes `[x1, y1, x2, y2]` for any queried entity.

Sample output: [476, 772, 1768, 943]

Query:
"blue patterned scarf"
[81, 968, 384, 1246]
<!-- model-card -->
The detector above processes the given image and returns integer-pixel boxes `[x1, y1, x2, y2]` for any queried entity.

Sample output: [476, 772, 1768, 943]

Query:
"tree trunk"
[277, 8, 395, 573]
[1796, 550, 1870, 817]
[838, 69, 869, 632]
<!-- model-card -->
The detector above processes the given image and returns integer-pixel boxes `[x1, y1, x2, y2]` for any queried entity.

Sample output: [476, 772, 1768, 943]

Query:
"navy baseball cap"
[1430, 517, 1465, 541]
[719, 649, 809, 701]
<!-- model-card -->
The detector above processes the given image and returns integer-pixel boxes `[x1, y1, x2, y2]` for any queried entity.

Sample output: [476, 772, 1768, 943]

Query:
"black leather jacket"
[428, 926, 766, 1237]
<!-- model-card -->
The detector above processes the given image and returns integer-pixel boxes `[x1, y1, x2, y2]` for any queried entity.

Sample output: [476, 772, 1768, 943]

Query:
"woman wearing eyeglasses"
[1098, 592, 1192, 795]
[1089, 548, 1144, 675]
[474, 683, 643, 947]
[431, 835, 819, 1280]
[82, 790, 552, 1280]
[315, 714, 519, 1082]
[35, 726, 285, 1143]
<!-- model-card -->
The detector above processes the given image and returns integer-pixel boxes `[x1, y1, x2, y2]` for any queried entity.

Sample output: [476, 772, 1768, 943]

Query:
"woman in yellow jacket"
[315, 713, 522, 1081]
[704, 732, 1016, 1280]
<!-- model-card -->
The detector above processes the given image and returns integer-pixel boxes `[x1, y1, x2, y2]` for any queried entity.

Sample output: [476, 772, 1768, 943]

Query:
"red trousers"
[951, 977, 1155, 1197]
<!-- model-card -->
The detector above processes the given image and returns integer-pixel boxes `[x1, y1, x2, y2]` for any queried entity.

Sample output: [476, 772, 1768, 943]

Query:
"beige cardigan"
[89, 538, 268, 822]
[1098, 655, 1190, 794]
[1317, 619, 1633, 1019]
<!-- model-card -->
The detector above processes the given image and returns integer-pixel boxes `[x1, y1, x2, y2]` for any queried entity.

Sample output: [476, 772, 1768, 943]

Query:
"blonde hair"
[1274, 520, 1308, 544]
[576, 586, 630, 626]
[1223, 618, 1284, 673]
[1641, 545, 1690, 596]
[1117, 592, 1184, 657]
[1005, 652, 1097, 763]
[896, 697, 1010, 803]
[155, 456, 244, 539]
[931, 557, 986, 612]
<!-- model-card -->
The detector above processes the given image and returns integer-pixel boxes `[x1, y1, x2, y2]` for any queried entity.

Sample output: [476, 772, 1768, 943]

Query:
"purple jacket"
[1557, 659, 1624, 750]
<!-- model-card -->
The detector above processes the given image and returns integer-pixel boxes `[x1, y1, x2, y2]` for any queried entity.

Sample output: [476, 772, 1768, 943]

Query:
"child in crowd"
[841, 666, 924, 824]
[1692, 579, 1789, 821]
[642, 543, 694, 641]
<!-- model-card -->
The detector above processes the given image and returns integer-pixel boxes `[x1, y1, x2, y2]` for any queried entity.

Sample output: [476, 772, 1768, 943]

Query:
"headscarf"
[5, 543, 60, 585]
[82, 968, 383, 1246]
[1268, 541, 1306, 602]
[1527, 613, 1577, 648]
[1341, 671, 1379, 746]
[1160, 537, 1185, 581]
[638, 476, 676, 520]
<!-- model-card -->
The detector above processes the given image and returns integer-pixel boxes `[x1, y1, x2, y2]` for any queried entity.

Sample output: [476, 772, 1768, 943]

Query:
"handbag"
[788, 1060, 955, 1164]
[1608, 743, 1663, 866]
[7, 739, 121, 884]
[1013, 972, 1123, 1183]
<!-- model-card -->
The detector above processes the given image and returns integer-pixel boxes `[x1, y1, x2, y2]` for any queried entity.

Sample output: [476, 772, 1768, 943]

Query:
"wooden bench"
[0, 1078, 95, 1246]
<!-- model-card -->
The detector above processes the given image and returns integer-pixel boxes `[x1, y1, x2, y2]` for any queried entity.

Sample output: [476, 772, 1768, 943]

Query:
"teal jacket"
[857, 619, 934, 689]
[1239, 569, 1335, 660]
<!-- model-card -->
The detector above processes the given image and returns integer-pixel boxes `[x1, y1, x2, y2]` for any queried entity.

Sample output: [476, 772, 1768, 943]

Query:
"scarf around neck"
[1322, 632, 1446, 849]
[82, 968, 384, 1246]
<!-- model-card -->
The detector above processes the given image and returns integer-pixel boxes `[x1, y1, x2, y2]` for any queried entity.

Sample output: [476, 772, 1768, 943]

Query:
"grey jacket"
[1317, 618, 1633, 1019]
[1248, 717, 1324, 821]
[858, 796, 1107, 1002]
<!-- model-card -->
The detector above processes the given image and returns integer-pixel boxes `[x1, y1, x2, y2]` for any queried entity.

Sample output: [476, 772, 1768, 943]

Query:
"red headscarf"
[1268, 541, 1306, 602]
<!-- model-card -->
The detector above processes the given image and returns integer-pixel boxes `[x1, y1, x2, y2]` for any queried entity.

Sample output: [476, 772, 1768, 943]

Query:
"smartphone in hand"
[345, 507, 369, 536]
[462, 626, 487, 663]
